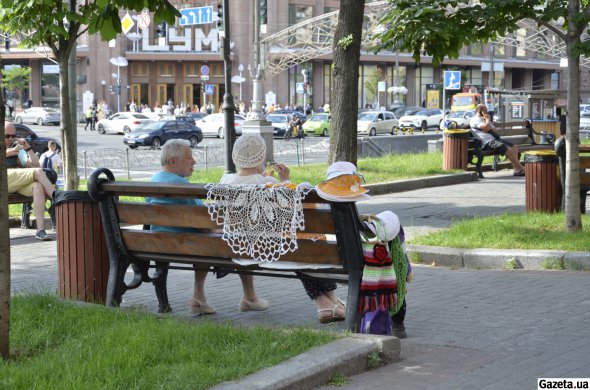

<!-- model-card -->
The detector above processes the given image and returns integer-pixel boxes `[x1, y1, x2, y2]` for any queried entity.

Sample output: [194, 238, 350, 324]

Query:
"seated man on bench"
[5, 121, 55, 240]
[470, 104, 526, 176]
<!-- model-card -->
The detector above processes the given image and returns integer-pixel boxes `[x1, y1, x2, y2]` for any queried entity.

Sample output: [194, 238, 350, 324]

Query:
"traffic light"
[259, 0, 267, 25]
[156, 22, 167, 37]
[217, 4, 224, 30]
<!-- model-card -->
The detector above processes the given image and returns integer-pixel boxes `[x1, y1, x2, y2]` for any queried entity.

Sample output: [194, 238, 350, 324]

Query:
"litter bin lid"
[53, 190, 95, 206]
[444, 129, 470, 138]
[524, 150, 558, 163]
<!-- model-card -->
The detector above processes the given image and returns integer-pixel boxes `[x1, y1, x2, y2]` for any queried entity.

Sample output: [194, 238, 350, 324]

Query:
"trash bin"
[524, 151, 561, 212]
[54, 190, 109, 303]
[443, 129, 470, 170]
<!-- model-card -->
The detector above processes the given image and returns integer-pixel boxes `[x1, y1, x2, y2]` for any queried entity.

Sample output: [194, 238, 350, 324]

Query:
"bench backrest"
[89, 175, 365, 272]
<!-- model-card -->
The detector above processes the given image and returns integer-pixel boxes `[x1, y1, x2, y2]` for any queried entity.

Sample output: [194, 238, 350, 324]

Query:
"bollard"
[125, 148, 131, 180]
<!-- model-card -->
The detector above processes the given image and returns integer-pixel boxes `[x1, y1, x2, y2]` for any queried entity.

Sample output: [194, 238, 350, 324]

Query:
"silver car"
[195, 113, 245, 138]
[96, 112, 153, 134]
[15, 107, 61, 126]
[357, 110, 399, 136]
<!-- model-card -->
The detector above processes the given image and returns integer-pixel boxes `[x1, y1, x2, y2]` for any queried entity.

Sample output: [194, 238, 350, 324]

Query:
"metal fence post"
[125, 148, 131, 179]
[300, 138, 305, 165]
[83, 150, 88, 181]
[296, 141, 301, 166]
[204, 146, 208, 170]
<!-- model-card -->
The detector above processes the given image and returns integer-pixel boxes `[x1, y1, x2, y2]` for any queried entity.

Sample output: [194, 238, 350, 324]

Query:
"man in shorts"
[5, 121, 56, 240]
[470, 104, 525, 176]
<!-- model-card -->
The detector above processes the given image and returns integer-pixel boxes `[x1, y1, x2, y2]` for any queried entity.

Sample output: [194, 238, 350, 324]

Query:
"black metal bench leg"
[21, 202, 33, 229]
[106, 259, 129, 307]
[153, 262, 172, 313]
[344, 269, 362, 332]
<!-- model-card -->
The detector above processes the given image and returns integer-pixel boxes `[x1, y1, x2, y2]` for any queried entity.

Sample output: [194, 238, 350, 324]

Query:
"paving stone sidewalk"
[9, 171, 590, 389]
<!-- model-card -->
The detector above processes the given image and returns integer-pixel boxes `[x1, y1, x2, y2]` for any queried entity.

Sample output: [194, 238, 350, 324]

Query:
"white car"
[195, 113, 245, 138]
[439, 110, 476, 130]
[580, 104, 590, 130]
[96, 112, 153, 134]
[356, 110, 399, 136]
[15, 107, 61, 126]
[399, 108, 444, 132]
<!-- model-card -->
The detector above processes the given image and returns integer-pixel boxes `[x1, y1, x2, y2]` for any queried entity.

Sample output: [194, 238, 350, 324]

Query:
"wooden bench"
[468, 119, 555, 178]
[555, 138, 590, 213]
[8, 193, 34, 229]
[87, 168, 368, 331]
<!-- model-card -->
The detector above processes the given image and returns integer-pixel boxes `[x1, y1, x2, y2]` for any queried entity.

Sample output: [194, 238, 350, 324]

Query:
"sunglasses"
[5, 134, 15, 139]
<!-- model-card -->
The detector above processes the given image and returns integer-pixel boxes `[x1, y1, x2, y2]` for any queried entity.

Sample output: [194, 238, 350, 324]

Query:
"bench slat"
[100, 181, 329, 203]
[116, 202, 337, 234]
[121, 230, 343, 265]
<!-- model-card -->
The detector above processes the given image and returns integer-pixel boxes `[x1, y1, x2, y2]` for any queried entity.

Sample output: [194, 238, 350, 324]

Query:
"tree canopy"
[374, 0, 589, 231]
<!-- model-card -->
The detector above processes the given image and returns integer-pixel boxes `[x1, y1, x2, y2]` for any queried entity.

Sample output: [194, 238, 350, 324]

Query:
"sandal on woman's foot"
[513, 170, 525, 176]
[239, 298, 270, 312]
[318, 304, 346, 324]
[188, 301, 216, 315]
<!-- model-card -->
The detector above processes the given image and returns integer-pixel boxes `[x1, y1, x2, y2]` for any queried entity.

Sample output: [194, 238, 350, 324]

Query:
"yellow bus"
[451, 92, 482, 112]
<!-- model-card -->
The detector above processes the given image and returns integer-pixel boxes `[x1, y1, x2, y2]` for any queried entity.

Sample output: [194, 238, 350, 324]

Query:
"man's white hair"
[161, 139, 191, 166]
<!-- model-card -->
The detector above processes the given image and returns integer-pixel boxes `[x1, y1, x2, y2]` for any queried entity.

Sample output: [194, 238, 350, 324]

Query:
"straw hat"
[316, 162, 370, 201]
[232, 134, 266, 169]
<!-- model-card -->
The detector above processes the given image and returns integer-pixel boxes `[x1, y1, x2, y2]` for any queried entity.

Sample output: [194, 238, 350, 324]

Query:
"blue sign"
[179, 6, 214, 26]
[200, 65, 210, 76]
[444, 71, 461, 90]
[296, 82, 305, 94]
[205, 84, 214, 95]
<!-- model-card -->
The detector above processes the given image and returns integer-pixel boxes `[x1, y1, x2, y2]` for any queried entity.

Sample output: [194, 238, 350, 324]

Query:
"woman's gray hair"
[161, 139, 191, 166]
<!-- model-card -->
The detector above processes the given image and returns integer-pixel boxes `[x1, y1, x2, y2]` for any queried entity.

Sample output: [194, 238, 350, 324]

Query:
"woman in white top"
[221, 135, 345, 322]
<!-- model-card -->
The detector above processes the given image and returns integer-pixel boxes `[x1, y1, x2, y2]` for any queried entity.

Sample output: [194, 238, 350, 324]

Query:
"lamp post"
[101, 80, 106, 101]
[238, 64, 244, 102]
[109, 56, 128, 113]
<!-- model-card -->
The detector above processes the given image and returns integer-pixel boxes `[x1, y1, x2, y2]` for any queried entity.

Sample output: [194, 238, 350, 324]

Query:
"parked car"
[96, 112, 153, 134]
[392, 106, 422, 118]
[188, 112, 208, 123]
[399, 108, 444, 132]
[195, 113, 245, 138]
[14, 123, 61, 155]
[123, 119, 203, 149]
[302, 113, 331, 136]
[266, 113, 293, 137]
[356, 110, 399, 136]
[580, 104, 590, 130]
[439, 110, 476, 130]
[14, 107, 61, 126]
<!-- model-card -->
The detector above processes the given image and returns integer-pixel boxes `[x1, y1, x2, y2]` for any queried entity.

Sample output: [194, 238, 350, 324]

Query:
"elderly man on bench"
[5, 121, 55, 240]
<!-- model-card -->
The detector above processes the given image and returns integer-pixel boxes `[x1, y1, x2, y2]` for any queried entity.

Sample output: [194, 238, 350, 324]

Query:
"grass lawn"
[409, 211, 590, 252]
[2, 294, 338, 389]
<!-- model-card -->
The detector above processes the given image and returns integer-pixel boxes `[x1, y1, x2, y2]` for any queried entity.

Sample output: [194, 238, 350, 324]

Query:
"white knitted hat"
[232, 134, 267, 169]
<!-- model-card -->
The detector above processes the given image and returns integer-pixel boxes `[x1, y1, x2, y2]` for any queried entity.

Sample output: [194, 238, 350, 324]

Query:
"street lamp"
[101, 80, 106, 100]
[238, 64, 244, 102]
[109, 56, 128, 113]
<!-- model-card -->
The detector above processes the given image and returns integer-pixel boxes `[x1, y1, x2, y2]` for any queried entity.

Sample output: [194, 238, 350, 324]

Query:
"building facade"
[0, 0, 576, 120]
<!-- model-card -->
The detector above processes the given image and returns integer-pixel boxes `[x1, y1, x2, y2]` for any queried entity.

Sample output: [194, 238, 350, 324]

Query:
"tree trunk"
[0, 92, 11, 359]
[564, 3, 582, 231]
[328, 0, 366, 165]
[58, 55, 79, 190]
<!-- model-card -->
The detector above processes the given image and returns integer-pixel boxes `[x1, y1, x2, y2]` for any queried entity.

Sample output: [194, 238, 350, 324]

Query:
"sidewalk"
[9, 171, 590, 389]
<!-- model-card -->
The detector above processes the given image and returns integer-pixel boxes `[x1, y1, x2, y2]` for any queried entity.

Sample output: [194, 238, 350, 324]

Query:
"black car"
[122, 119, 203, 149]
[14, 123, 61, 155]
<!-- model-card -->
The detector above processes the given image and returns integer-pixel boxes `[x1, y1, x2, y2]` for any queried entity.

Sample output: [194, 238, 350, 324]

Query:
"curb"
[406, 245, 590, 270]
[365, 171, 478, 195]
[210, 334, 400, 390]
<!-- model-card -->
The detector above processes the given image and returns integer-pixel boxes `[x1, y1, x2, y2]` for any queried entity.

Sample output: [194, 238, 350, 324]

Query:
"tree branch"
[536, 19, 566, 42]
